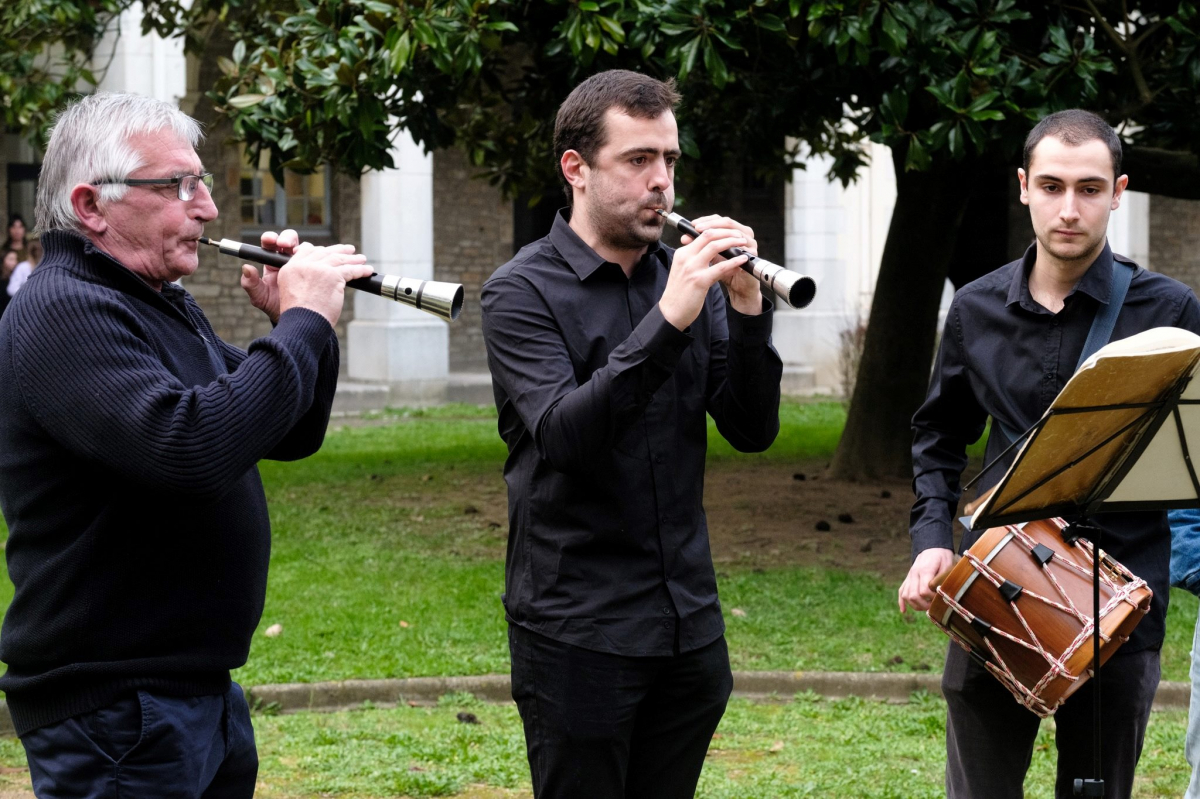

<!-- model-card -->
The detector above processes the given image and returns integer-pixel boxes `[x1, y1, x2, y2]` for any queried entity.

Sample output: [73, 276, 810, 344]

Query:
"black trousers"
[20, 684, 257, 799]
[942, 642, 1160, 799]
[508, 624, 733, 799]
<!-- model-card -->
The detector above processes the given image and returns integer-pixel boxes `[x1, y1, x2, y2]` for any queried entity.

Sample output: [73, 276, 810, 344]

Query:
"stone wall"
[1149, 195, 1200, 290]
[433, 147, 512, 373]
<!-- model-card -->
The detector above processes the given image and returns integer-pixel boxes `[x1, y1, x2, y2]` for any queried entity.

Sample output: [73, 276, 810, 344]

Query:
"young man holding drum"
[899, 110, 1200, 797]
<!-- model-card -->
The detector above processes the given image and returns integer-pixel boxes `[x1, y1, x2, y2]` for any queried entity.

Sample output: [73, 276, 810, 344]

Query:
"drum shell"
[928, 518, 1152, 715]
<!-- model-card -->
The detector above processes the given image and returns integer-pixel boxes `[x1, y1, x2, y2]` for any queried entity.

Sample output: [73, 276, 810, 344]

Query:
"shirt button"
[662, 607, 671, 615]
[654, 453, 664, 463]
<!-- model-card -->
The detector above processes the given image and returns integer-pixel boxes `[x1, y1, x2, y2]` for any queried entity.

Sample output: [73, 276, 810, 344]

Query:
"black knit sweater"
[0, 231, 339, 734]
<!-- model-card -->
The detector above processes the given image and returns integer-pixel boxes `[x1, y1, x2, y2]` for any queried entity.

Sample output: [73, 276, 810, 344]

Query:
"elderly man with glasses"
[0, 92, 372, 797]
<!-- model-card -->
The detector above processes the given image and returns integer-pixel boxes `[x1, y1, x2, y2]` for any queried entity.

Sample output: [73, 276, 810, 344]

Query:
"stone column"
[95, 3, 187, 102]
[347, 132, 449, 382]
[776, 142, 902, 393]
[1108, 190, 1151, 268]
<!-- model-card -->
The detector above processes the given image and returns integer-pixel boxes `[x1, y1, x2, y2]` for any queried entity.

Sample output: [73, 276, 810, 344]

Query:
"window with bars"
[239, 149, 331, 236]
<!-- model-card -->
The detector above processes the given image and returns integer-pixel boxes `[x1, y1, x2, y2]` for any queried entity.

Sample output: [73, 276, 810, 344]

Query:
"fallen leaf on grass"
[263, 623, 283, 638]
[769, 741, 784, 753]
[731, 608, 747, 618]
[399, 620, 410, 628]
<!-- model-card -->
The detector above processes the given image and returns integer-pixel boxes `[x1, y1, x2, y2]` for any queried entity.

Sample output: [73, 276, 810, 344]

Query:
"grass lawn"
[0, 400, 1194, 684]
[0, 400, 1195, 796]
[0, 693, 1185, 797]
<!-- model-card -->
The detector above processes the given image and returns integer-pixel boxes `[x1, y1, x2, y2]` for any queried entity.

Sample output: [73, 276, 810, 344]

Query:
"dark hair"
[554, 70, 681, 202]
[1022, 109, 1122, 180]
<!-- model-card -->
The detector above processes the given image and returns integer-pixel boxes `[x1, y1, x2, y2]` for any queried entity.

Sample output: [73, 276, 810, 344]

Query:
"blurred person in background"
[3, 214, 28, 264]
[8, 239, 42, 298]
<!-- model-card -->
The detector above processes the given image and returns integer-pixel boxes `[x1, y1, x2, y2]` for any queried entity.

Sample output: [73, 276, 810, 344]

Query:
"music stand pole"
[1071, 519, 1104, 797]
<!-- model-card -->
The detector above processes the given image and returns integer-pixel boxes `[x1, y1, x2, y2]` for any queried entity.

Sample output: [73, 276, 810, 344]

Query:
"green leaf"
[578, 1, 599, 10]
[228, 93, 266, 109]
[904, 136, 930, 171]
[925, 84, 956, 109]
[881, 11, 906, 51]
[1048, 26, 1069, 53]
[703, 39, 729, 87]
[965, 91, 999, 113]
[756, 13, 787, 33]
[678, 36, 702, 79]
[232, 40, 246, 65]
[881, 88, 907, 125]
[597, 16, 624, 41]
[947, 124, 963, 158]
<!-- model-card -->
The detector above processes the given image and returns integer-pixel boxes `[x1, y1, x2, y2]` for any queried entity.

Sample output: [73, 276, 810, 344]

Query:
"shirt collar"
[548, 208, 668, 281]
[1006, 240, 1115, 311]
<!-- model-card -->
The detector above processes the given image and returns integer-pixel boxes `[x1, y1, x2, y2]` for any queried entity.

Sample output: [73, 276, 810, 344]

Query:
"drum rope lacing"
[931, 520, 1148, 717]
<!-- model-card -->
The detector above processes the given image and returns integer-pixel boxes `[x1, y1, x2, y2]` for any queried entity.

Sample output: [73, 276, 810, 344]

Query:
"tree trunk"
[829, 151, 976, 481]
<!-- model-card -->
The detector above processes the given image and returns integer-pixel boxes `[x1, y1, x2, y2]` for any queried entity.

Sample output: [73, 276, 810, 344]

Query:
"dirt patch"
[410, 458, 922, 582]
[703, 460, 915, 581]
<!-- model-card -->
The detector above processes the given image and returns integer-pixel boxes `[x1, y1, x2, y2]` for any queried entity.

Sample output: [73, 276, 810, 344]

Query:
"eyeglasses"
[92, 172, 214, 202]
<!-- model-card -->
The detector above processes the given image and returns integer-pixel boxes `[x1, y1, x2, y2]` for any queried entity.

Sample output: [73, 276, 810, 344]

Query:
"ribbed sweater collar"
[39, 229, 193, 326]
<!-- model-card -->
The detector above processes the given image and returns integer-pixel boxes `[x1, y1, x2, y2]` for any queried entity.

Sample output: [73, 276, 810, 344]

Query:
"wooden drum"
[928, 518, 1152, 718]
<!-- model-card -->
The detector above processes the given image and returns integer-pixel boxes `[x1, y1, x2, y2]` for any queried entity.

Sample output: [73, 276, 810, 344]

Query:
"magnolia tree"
[6, 0, 1200, 479]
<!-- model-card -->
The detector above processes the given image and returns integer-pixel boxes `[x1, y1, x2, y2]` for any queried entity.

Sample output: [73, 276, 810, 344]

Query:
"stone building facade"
[10, 10, 1200, 400]
[432, 148, 512, 373]
[1151, 197, 1200, 288]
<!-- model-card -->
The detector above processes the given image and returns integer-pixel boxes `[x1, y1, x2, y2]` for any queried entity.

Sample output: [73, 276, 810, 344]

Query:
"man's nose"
[648, 158, 671, 193]
[1060, 190, 1081, 222]
[191, 179, 218, 223]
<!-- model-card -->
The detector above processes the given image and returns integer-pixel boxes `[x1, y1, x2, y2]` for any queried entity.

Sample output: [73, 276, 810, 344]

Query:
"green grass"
[1, 693, 1184, 798]
[0, 400, 1192, 687]
[0, 401, 1195, 795]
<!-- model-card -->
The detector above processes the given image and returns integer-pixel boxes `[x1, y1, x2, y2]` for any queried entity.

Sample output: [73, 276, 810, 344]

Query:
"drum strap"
[1076, 257, 1136, 373]
[993, 257, 1136, 446]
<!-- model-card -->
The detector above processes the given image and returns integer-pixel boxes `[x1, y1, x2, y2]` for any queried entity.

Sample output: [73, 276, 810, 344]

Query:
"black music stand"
[968, 327, 1200, 797]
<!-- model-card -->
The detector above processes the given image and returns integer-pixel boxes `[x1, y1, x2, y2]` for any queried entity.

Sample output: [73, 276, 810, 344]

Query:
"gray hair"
[35, 92, 204, 234]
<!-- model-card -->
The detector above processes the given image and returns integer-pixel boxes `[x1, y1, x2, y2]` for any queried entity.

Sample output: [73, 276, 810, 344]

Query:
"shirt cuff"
[634, 303, 693, 370]
[910, 521, 955, 561]
[726, 297, 774, 345]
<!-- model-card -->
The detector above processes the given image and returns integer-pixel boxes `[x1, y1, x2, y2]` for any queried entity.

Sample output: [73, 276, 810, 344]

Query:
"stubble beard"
[586, 183, 668, 253]
[1037, 227, 1107, 266]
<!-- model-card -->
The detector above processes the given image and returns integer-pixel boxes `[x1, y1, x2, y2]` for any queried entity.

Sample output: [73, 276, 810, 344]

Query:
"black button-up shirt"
[481, 211, 783, 657]
[911, 242, 1200, 651]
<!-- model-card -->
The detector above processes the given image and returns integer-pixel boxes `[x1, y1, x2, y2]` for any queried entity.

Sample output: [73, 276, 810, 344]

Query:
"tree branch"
[1081, 0, 1153, 105]
[1124, 146, 1200, 201]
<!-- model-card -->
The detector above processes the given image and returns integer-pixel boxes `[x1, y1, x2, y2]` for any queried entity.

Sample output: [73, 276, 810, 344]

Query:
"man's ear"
[70, 184, 108, 235]
[560, 150, 588, 194]
[1017, 168, 1030, 206]
[1111, 173, 1129, 211]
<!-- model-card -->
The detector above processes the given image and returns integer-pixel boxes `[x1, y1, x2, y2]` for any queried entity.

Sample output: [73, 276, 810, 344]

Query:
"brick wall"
[1149, 195, 1200, 291]
[182, 46, 359, 352]
[433, 147, 512, 373]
